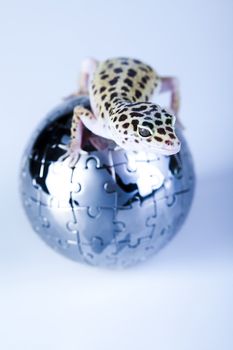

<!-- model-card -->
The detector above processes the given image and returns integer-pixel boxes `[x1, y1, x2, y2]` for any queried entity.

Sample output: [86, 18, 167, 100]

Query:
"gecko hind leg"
[59, 106, 95, 167]
[160, 77, 184, 129]
[78, 57, 99, 95]
[64, 58, 99, 100]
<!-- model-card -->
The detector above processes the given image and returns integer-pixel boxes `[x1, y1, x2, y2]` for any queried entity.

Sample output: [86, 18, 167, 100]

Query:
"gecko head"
[110, 102, 181, 155]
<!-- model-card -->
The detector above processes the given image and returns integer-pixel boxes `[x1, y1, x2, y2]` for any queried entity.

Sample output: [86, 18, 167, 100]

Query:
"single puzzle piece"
[113, 197, 157, 250]
[44, 162, 81, 207]
[70, 157, 118, 210]
[114, 158, 165, 198]
[153, 190, 191, 248]
[39, 203, 79, 244]
[34, 202, 88, 262]
[69, 206, 116, 248]
[79, 235, 111, 266]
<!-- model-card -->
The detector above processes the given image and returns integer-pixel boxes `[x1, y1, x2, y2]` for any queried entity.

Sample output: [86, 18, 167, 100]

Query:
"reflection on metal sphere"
[20, 96, 195, 268]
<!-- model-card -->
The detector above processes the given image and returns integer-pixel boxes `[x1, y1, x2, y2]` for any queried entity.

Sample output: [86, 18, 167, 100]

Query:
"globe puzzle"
[20, 96, 195, 268]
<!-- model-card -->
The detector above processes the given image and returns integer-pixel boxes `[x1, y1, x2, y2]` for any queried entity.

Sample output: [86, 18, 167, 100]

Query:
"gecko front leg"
[59, 106, 95, 167]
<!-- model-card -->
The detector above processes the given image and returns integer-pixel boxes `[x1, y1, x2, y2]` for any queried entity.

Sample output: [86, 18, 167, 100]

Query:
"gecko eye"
[137, 126, 152, 138]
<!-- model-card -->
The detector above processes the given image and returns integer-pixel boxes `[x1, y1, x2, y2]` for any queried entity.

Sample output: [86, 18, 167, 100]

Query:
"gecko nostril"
[165, 140, 174, 146]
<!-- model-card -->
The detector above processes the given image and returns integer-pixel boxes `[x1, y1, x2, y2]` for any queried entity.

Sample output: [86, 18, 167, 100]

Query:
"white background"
[0, 0, 232, 349]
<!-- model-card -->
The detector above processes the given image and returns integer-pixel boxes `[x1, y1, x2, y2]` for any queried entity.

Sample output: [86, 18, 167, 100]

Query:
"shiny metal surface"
[20, 96, 195, 268]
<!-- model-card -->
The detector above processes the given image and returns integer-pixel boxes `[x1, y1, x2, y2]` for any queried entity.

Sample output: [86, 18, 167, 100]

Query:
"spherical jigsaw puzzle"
[20, 94, 195, 268]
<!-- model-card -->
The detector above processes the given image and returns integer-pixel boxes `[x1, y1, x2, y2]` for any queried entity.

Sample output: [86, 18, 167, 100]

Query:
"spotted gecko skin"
[87, 57, 180, 155]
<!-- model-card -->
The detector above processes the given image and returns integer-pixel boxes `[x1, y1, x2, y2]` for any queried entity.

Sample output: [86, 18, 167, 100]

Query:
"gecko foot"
[58, 143, 87, 168]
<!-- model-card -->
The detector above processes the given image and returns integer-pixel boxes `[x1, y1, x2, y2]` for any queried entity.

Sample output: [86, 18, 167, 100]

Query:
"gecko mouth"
[154, 142, 181, 155]
[157, 146, 180, 156]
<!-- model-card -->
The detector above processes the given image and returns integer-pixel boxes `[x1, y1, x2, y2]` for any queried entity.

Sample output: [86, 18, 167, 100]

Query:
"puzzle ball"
[20, 96, 195, 268]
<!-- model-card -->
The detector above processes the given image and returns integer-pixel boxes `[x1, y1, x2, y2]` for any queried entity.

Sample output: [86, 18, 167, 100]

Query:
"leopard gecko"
[61, 57, 181, 165]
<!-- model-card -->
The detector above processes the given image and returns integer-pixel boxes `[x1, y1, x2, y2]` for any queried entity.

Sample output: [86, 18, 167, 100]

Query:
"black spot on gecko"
[130, 112, 144, 118]
[122, 86, 130, 92]
[157, 128, 166, 135]
[101, 74, 109, 80]
[155, 120, 163, 126]
[119, 114, 127, 122]
[155, 112, 161, 118]
[155, 136, 163, 142]
[107, 63, 114, 69]
[127, 101, 150, 107]
[139, 82, 145, 89]
[131, 119, 139, 131]
[127, 69, 137, 77]
[101, 94, 107, 101]
[133, 59, 142, 64]
[165, 118, 172, 125]
[142, 121, 154, 129]
[141, 75, 150, 84]
[109, 76, 119, 85]
[124, 78, 133, 87]
[122, 122, 130, 129]
[108, 87, 116, 92]
[139, 66, 149, 73]
[101, 112, 104, 118]
[169, 133, 176, 139]
[146, 64, 153, 71]
[114, 67, 123, 73]
[104, 102, 111, 111]
[110, 92, 118, 100]
[100, 86, 106, 93]
[166, 126, 173, 132]
[149, 105, 158, 112]
[132, 105, 148, 112]
[135, 90, 142, 99]
[119, 107, 128, 113]
[121, 60, 129, 65]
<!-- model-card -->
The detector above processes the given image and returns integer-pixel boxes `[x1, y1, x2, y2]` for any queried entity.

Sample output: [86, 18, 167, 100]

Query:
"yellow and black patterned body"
[88, 57, 180, 154]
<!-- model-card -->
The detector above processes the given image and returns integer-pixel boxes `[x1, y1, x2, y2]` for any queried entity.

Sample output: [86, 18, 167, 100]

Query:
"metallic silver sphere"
[20, 96, 195, 268]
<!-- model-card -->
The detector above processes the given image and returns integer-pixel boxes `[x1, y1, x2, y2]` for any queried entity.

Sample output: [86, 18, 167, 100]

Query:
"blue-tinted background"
[0, 1, 232, 349]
